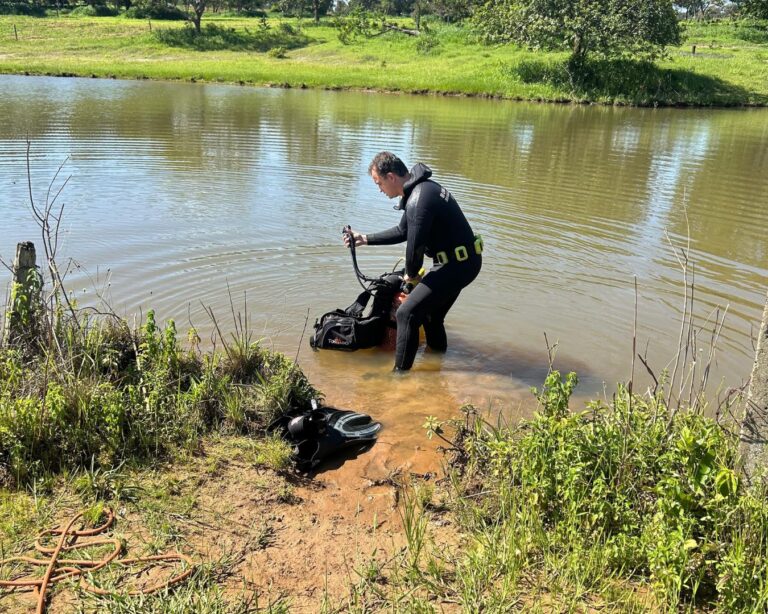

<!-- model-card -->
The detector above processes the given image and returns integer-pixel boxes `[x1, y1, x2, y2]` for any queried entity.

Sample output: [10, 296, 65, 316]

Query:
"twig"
[202, 302, 233, 362]
[24, 140, 80, 332]
[664, 214, 691, 413]
[637, 352, 659, 394]
[695, 305, 729, 413]
[294, 307, 310, 365]
[629, 275, 637, 413]
[680, 263, 696, 407]
[543, 332, 558, 370]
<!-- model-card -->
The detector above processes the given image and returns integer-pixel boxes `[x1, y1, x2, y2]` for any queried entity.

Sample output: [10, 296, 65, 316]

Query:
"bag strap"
[344, 289, 372, 317]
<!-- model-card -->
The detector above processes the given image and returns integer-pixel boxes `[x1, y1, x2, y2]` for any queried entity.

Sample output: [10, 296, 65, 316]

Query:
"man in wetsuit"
[344, 151, 482, 372]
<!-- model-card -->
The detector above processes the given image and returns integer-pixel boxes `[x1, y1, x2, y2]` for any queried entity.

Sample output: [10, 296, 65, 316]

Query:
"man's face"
[371, 170, 401, 199]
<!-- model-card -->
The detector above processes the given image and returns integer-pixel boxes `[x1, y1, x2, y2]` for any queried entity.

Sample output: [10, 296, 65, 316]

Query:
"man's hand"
[343, 229, 367, 248]
[403, 272, 422, 287]
[403, 267, 426, 290]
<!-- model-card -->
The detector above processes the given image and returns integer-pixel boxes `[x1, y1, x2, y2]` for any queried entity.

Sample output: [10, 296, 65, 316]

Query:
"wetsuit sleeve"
[366, 212, 407, 245]
[405, 185, 437, 278]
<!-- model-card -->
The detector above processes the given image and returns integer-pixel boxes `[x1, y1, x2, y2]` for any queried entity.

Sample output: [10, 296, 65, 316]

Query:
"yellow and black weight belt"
[434, 234, 483, 265]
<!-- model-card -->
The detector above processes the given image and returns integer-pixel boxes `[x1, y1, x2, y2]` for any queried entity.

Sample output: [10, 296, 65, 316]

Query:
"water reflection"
[1, 76, 767, 436]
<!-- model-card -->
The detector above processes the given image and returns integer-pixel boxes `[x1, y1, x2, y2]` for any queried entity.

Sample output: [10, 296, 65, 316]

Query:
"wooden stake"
[3, 242, 38, 345]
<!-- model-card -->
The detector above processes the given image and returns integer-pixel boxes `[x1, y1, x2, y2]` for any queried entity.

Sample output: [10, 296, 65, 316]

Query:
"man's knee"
[396, 303, 415, 328]
[424, 321, 447, 352]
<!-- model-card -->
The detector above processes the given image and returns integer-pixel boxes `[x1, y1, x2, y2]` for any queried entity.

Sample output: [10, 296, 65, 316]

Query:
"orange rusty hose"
[79, 553, 195, 596]
[0, 508, 196, 613]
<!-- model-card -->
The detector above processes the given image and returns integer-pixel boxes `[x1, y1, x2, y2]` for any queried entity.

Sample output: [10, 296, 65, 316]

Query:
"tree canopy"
[474, 0, 682, 63]
[738, 0, 768, 18]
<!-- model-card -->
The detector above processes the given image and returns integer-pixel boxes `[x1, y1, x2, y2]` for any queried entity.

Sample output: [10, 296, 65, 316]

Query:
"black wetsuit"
[367, 164, 482, 370]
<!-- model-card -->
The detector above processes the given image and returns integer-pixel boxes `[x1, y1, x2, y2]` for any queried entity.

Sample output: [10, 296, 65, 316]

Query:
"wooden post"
[14, 24, 18, 41]
[148, 19, 152, 32]
[740, 290, 768, 483]
[692, 44, 696, 54]
[3, 242, 39, 345]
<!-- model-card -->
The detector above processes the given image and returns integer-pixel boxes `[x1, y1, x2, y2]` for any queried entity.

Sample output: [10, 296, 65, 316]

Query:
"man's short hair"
[368, 152, 408, 177]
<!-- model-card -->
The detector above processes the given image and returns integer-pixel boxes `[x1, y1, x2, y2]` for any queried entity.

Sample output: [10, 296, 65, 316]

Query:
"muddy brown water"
[1, 75, 768, 468]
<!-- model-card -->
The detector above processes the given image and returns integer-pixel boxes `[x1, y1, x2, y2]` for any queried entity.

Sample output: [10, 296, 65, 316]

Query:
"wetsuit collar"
[396, 163, 432, 210]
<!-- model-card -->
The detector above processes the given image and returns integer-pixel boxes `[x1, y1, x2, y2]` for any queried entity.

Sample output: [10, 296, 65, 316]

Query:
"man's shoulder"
[408, 179, 444, 203]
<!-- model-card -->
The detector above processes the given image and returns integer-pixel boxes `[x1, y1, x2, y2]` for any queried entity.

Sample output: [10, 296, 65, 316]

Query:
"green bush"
[123, 4, 187, 19]
[154, 23, 310, 52]
[0, 309, 319, 487]
[69, 4, 119, 16]
[426, 371, 768, 610]
[415, 33, 440, 55]
[0, 2, 46, 15]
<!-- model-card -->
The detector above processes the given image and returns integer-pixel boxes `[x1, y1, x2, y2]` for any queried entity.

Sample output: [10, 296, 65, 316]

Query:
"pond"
[1, 75, 767, 463]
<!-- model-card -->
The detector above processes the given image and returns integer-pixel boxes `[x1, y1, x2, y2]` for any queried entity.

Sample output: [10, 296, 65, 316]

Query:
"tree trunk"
[189, 0, 205, 34]
[572, 33, 583, 59]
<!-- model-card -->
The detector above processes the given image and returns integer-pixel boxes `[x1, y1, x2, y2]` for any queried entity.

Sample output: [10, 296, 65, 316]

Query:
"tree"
[738, 0, 768, 18]
[429, 0, 474, 21]
[188, 0, 206, 33]
[677, 0, 727, 20]
[311, 0, 332, 22]
[474, 0, 682, 64]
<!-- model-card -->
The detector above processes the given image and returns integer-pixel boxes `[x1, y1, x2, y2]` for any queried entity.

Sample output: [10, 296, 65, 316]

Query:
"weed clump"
[0, 308, 320, 487]
[414, 371, 768, 611]
[154, 23, 309, 53]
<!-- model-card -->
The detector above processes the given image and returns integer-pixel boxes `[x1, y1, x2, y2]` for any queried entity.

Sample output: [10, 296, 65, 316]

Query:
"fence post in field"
[3, 242, 39, 345]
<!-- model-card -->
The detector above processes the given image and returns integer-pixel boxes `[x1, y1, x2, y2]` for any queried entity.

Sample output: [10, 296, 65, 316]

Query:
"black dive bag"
[269, 401, 382, 472]
[309, 276, 399, 351]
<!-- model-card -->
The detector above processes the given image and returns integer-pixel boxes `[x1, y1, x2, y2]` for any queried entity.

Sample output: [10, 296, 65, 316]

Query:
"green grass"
[342, 372, 768, 612]
[0, 435, 293, 613]
[0, 15, 766, 105]
[0, 307, 318, 487]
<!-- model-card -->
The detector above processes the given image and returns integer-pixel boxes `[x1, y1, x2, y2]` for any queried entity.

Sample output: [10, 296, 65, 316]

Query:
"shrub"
[123, 4, 187, 19]
[415, 33, 440, 55]
[154, 23, 310, 52]
[69, 4, 119, 16]
[426, 372, 768, 609]
[0, 309, 319, 486]
[0, 2, 46, 15]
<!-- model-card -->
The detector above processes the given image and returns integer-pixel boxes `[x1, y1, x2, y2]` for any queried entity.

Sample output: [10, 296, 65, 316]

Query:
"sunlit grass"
[0, 15, 766, 104]
[0, 434, 292, 612]
[341, 375, 768, 612]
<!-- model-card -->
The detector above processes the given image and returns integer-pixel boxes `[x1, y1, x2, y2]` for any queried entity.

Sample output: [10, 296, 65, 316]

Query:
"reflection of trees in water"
[2, 79, 767, 270]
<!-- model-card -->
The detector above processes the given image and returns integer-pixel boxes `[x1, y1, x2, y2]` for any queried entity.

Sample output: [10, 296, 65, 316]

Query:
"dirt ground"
[2, 354, 536, 612]
[1, 419, 452, 613]
[192, 434, 446, 611]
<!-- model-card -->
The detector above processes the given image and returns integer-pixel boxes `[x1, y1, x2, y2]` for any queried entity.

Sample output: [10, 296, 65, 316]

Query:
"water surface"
[1, 75, 767, 463]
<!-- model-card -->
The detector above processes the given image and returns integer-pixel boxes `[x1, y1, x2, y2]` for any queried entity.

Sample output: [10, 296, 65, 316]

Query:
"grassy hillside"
[0, 15, 766, 105]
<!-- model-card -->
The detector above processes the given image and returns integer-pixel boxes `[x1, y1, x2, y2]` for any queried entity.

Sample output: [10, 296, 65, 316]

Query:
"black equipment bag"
[309, 311, 385, 351]
[310, 276, 400, 351]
